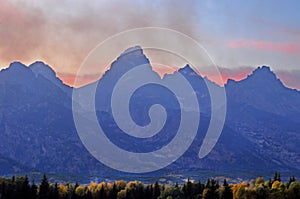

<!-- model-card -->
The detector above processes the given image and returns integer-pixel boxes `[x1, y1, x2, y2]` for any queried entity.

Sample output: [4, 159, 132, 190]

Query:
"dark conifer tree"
[182, 179, 193, 198]
[86, 190, 92, 199]
[71, 182, 79, 199]
[109, 183, 118, 199]
[206, 179, 211, 188]
[203, 179, 219, 199]
[39, 174, 49, 199]
[52, 183, 59, 199]
[273, 172, 281, 182]
[287, 176, 296, 189]
[193, 180, 204, 197]
[1, 181, 6, 198]
[30, 180, 38, 199]
[221, 179, 233, 199]
[152, 181, 160, 199]
[186, 178, 192, 198]
[267, 178, 272, 189]
[143, 185, 152, 199]
[175, 182, 179, 188]
[99, 185, 105, 199]
[21, 175, 31, 199]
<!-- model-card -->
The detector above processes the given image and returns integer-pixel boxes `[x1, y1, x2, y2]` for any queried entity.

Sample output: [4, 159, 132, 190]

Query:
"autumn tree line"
[0, 172, 299, 199]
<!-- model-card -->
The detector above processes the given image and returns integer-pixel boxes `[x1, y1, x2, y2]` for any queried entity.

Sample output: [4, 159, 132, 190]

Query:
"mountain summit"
[226, 66, 284, 89]
[29, 61, 58, 81]
[245, 66, 284, 87]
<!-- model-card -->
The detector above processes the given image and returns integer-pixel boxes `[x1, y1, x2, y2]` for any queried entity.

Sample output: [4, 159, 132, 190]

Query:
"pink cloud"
[151, 65, 179, 78]
[228, 40, 298, 54]
[149, 65, 253, 86]
[199, 67, 254, 86]
[57, 73, 101, 88]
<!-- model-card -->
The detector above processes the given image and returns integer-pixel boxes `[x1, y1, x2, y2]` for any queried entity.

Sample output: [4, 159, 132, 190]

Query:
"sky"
[0, 0, 300, 89]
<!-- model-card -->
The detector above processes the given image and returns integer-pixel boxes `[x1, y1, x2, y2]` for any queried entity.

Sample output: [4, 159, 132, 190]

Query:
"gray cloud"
[276, 70, 300, 90]
[0, 0, 210, 74]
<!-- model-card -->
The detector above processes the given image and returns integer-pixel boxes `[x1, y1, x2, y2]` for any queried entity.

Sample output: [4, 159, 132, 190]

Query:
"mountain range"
[0, 46, 299, 181]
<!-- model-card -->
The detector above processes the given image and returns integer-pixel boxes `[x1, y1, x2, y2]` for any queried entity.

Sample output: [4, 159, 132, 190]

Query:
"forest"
[0, 173, 299, 199]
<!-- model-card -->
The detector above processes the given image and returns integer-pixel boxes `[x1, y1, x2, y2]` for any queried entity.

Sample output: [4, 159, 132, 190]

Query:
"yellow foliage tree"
[59, 183, 67, 197]
[75, 185, 86, 197]
[117, 189, 127, 199]
[232, 182, 248, 199]
[89, 181, 97, 192]
[271, 181, 282, 189]
[106, 182, 112, 190]
[127, 181, 138, 189]
[115, 180, 126, 190]
[97, 182, 106, 191]
[256, 177, 264, 185]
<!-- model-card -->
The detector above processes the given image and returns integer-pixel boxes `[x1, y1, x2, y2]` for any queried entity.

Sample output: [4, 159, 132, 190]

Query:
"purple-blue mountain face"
[0, 47, 299, 179]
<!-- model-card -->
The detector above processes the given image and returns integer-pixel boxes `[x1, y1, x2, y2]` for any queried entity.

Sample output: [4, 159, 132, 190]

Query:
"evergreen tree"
[289, 176, 296, 184]
[39, 174, 49, 199]
[144, 185, 152, 199]
[186, 178, 193, 198]
[267, 178, 272, 189]
[30, 180, 38, 199]
[175, 182, 179, 188]
[109, 182, 118, 199]
[51, 182, 59, 199]
[206, 179, 211, 189]
[71, 182, 79, 199]
[182, 178, 193, 198]
[273, 172, 281, 182]
[1, 181, 6, 198]
[21, 175, 31, 199]
[182, 184, 186, 197]
[136, 182, 145, 199]
[193, 180, 204, 198]
[86, 190, 92, 199]
[220, 179, 233, 199]
[203, 179, 219, 199]
[99, 185, 105, 199]
[286, 176, 296, 189]
[152, 181, 160, 199]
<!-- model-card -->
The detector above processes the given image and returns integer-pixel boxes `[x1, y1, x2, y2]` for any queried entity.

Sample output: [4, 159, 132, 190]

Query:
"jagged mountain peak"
[0, 61, 70, 95]
[2, 61, 56, 79]
[9, 61, 27, 68]
[120, 45, 143, 56]
[177, 64, 222, 89]
[226, 78, 237, 85]
[226, 66, 284, 89]
[117, 45, 147, 62]
[29, 61, 70, 91]
[6, 62, 29, 73]
[101, 46, 151, 80]
[247, 66, 279, 81]
[29, 61, 56, 78]
[251, 66, 277, 79]
[178, 64, 203, 78]
[178, 64, 194, 73]
[0, 62, 34, 84]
